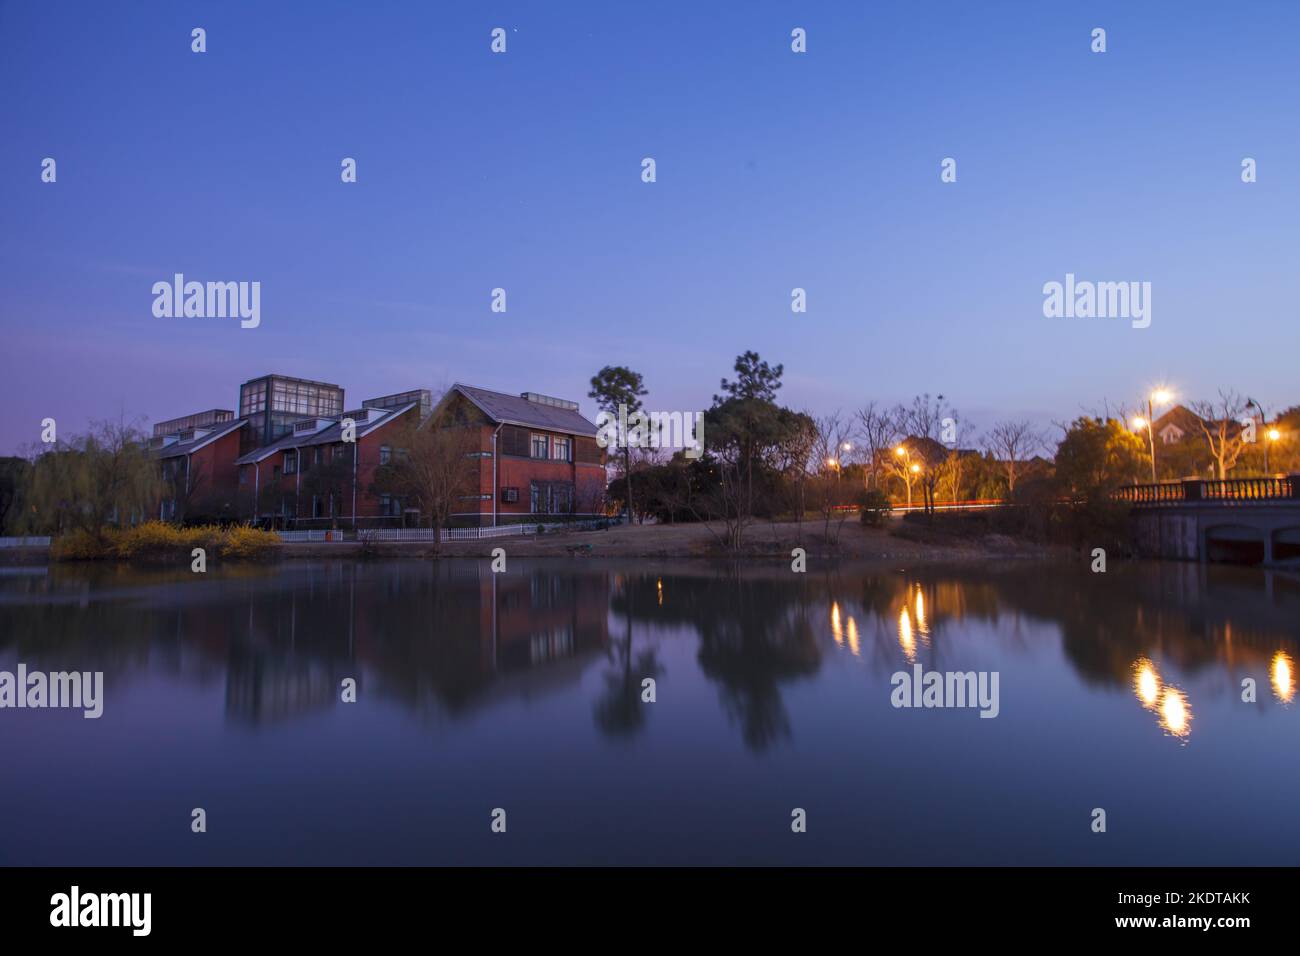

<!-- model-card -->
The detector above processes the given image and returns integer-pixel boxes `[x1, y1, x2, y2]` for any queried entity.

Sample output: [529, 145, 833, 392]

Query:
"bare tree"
[898, 394, 959, 515]
[982, 419, 1045, 496]
[1189, 390, 1252, 480]
[854, 401, 899, 491]
[809, 411, 854, 542]
[937, 449, 966, 503]
[372, 408, 480, 548]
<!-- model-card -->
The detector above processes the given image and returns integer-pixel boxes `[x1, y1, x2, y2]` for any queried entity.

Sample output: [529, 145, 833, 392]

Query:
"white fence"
[278, 530, 331, 542]
[0, 536, 51, 548]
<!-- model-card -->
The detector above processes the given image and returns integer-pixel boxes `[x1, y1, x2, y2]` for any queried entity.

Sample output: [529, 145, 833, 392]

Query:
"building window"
[531, 434, 549, 459]
[380, 494, 401, 517]
[379, 445, 391, 466]
[529, 480, 575, 514]
[273, 465, 281, 480]
[553, 437, 571, 462]
[284, 450, 297, 475]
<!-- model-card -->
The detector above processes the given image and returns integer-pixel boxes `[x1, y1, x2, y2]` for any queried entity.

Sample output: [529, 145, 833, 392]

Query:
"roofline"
[153, 419, 247, 458]
[445, 383, 598, 436]
[234, 403, 418, 464]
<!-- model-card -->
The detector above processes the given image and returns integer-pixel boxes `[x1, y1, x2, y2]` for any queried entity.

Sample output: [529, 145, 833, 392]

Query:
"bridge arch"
[1202, 523, 1268, 565]
[1272, 526, 1300, 563]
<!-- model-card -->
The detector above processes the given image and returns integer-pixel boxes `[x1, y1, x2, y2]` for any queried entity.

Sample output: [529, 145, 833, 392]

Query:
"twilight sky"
[2, 1, 1298, 454]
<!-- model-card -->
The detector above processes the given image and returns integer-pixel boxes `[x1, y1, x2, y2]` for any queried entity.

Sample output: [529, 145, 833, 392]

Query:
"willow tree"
[23, 419, 161, 538]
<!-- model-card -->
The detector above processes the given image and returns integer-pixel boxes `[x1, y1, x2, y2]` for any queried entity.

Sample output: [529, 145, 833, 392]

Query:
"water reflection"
[1160, 686, 1192, 738]
[1272, 651, 1295, 703]
[5, 557, 1300, 866]
[1, 559, 1297, 753]
[898, 607, 916, 661]
[1131, 657, 1193, 740]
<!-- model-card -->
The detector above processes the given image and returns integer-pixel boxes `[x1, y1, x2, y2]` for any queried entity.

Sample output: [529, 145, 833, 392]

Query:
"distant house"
[1151, 405, 1207, 445]
[434, 384, 607, 526]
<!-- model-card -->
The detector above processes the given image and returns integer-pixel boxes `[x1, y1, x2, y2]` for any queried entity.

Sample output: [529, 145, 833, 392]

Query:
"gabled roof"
[1153, 404, 1204, 434]
[234, 403, 418, 465]
[149, 419, 246, 460]
[447, 384, 598, 437]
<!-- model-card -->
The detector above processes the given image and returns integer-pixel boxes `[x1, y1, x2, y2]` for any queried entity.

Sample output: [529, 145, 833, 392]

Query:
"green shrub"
[858, 489, 893, 528]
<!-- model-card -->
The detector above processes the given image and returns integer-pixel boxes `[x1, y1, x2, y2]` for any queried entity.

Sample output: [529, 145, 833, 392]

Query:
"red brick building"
[149, 377, 607, 529]
[149, 418, 247, 522]
[438, 384, 607, 526]
[234, 401, 421, 528]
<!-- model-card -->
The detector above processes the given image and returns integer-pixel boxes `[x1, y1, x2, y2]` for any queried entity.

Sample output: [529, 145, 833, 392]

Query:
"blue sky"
[2, 1, 1298, 453]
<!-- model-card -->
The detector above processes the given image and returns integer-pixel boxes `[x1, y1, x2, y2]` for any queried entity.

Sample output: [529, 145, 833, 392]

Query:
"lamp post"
[895, 446, 914, 508]
[1131, 416, 1154, 483]
[1144, 389, 1173, 483]
[1247, 398, 1275, 476]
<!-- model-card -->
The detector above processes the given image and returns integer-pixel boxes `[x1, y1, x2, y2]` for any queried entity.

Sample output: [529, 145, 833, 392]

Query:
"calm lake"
[1, 558, 1297, 866]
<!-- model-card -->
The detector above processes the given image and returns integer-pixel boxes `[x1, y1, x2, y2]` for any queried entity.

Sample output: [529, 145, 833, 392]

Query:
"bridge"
[1118, 476, 1300, 564]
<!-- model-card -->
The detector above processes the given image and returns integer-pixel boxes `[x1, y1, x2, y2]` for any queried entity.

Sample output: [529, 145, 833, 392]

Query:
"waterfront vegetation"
[49, 521, 278, 563]
[3, 352, 1297, 559]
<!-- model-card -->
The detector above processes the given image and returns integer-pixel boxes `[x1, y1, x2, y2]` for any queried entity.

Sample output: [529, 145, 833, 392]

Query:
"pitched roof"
[449, 384, 598, 437]
[234, 403, 418, 464]
[1153, 404, 1204, 434]
[149, 419, 246, 460]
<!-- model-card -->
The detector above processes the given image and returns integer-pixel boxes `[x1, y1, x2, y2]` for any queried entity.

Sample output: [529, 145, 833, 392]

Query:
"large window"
[529, 480, 575, 515]
[283, 450, 297, 475]
[553, 437, 571, 462]
[379, 445, 391, 466]
[531, 434, 549, 459]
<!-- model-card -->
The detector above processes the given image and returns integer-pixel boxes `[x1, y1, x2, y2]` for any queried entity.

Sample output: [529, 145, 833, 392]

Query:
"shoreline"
[1, 519, 1053, 566]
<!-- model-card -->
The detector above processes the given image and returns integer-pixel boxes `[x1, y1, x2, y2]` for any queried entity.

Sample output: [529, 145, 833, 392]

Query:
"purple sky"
[3, 1, 1298, 455]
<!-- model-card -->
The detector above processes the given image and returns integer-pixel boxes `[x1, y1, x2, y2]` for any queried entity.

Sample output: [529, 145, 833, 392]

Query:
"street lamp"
[1266, 428, 1280, 476]
[1143, 389, 1173, 483]
[893, 446, 915, 508]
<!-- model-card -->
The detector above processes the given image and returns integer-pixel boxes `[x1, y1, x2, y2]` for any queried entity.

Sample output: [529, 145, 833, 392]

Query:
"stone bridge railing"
[1118, 476, 1300, 506]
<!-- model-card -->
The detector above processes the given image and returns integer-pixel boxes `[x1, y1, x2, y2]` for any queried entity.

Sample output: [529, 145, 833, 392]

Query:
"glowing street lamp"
[1265, 427, 1281, 475]
[1142, 388, 1174, 483]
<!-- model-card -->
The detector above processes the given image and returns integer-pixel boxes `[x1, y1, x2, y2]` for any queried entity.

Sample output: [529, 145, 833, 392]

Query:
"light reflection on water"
[1, 558, 1298, 865]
